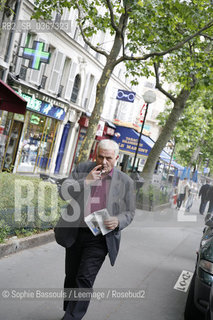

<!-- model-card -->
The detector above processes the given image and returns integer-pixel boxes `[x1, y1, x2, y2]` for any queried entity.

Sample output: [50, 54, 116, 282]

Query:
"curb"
[136, 203, 171, 211]
[153, 203, 171, 212]
[0, 230, 55, 259]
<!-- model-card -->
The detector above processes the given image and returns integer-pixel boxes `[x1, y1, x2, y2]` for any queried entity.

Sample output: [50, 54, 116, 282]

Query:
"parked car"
[184, 225, 213, 320]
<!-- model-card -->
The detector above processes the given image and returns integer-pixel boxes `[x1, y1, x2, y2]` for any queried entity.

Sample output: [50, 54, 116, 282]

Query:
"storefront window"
[17, 113, 45, 172]
[0, 111, 24, 172]
[0, 111, 11, 169]
[17, 112, 58, 173]
[36, 117, 57, 171]
[73, 127, 86, 167]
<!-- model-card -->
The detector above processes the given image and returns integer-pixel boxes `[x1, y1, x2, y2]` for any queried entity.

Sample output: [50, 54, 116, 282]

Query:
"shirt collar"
[102, 168, 114, 180]
[108, 168, 114, 177]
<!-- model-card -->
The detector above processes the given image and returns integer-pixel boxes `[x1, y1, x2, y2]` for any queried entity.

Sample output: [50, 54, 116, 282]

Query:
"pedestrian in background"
[54, 139, 135, 320]
[199, 179, 211, 215]
[185, 181, 198, 212]
[206, 185, 213, 214]
[177, 178, 190, 209]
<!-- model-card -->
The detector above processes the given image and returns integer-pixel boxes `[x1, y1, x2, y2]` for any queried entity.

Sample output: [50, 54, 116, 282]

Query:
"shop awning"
[113, 125, 152, 157]
[160, 156, 184, 170]
[0, 80, 27, 115]
[113, 125, 184, 169]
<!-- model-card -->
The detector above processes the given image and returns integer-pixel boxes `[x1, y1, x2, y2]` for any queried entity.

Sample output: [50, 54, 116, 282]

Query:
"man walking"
[54, 139, 135, 320]
[206, 185, 213, 213]
[199, 180, 211, 215]
[176, 178, 190, 209]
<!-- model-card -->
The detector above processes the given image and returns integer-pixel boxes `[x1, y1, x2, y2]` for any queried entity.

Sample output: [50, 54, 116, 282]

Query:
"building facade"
[0, 0, 168, 176]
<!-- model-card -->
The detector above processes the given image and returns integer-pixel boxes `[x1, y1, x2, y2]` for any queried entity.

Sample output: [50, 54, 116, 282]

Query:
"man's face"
[96, 148, 118, 173]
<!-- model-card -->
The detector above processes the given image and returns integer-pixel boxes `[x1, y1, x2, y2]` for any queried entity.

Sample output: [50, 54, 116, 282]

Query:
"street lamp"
[131, 90, 156, 172]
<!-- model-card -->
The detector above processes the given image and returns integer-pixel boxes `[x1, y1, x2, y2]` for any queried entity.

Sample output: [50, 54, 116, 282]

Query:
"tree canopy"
[157, 85, 213, 173]
[33, 0, 213, 168]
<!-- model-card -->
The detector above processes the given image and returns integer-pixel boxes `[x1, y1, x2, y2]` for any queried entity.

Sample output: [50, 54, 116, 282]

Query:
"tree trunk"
[190, 146, 201, 166]
[141, 88, 192, 185]
[77, 13, 128, 164]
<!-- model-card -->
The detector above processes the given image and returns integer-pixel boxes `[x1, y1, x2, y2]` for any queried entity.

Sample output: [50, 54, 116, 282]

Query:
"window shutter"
[48, 51, 65, 93]
[83, 74, 95, 110]
[64, 61, 78, 100]
[82, 73, 90, 108]
[15, 33, 28, 75]
[87, 79, 97, 112]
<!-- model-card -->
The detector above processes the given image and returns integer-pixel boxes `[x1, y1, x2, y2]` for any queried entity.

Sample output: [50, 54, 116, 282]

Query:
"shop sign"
[119, 136, 149, 155]
[116, 89, 136, 103]
[40, 102, 65, 120]
[22, 41, 51, 70]
[113, 126, 151, 156]
[17, 92, 65, 120]
[21, 86, 64, 108]
[30, 114, 40, 125]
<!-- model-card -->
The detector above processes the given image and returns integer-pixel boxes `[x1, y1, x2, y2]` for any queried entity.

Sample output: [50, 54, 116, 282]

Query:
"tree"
[157, 93, 213, 172]
[139, 31, 213, 184]
[33, 0, 213, 163]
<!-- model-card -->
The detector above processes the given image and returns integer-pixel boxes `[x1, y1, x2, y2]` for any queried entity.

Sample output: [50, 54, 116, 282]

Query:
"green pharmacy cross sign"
[22, 41, 51, 70]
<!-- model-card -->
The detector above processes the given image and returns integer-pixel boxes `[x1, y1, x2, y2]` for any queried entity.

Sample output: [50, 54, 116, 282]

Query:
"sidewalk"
[0, 196, 205, 260]
[0, 199, 206, 320]
[0, 230, 55, 259]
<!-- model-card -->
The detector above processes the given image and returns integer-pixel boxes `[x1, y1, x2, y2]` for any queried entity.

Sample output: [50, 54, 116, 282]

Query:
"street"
[0, 200, 206, 320]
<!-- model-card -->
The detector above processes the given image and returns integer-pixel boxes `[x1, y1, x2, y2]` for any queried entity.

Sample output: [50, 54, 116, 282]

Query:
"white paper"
[84, 208, 112, 236]
[94, 209, 111, 236]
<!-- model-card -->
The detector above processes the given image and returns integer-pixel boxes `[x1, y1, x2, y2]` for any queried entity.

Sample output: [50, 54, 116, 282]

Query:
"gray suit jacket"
[54, 162, 135, 266]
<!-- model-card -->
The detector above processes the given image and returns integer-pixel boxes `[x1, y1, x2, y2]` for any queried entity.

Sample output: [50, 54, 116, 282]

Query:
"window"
[48, 50, 65, 93]
[19, 65, 27, 80]
[59, 57, 71, 98]
[16, 113, 58, 173]
[15, 33, 30, 77]
[64, 61, 77, 100]
[0, 68, 4, 80]
[57, 84, 64, 97]
[71, 74, 81, 103]
[39, 75, 47, 89]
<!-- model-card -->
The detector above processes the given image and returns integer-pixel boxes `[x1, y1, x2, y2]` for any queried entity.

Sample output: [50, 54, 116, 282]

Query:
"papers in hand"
[84, 208, 111, 236]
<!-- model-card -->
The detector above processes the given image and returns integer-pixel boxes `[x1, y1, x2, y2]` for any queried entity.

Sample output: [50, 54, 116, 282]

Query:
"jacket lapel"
[107, 168, 121, 215]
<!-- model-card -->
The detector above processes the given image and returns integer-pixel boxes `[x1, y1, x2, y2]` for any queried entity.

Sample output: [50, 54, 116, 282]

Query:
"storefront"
[112, 125, 183, 172]
[112, 125, 151, 171]
[70, 115, 115, 171]
[14, 92, 66, 173]
[0, 80, 27, 172]
[89, 121, 116, 161]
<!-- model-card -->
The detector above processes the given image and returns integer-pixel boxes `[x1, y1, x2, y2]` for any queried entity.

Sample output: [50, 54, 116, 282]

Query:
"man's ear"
[116, 155, 119, 161]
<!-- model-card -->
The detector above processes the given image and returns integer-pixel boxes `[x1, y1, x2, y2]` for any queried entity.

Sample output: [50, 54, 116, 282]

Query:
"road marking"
[174, 270, 193, 292]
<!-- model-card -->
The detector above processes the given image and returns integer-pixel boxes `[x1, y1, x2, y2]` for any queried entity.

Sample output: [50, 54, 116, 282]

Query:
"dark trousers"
[208, 200, 213, 213]
[63, 228, 108, 320]
[177, 194, 185, 208]
[199, 199, 208, 214]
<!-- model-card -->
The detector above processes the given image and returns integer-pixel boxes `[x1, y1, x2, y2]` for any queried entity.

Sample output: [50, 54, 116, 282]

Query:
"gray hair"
[97, 139, 119, 157]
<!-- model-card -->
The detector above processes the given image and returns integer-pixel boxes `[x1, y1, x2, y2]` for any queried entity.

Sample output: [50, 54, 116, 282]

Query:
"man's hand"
[85, 165, 104, 185]
[104, 217, 119, 230]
